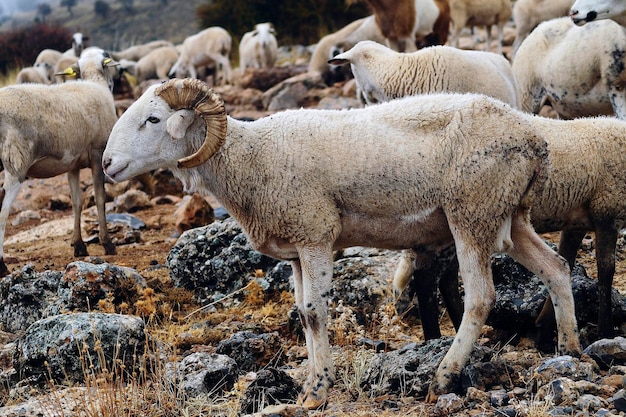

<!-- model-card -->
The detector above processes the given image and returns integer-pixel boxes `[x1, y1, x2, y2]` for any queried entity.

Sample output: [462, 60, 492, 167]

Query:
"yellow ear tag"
[62, 67, 77, 77]
[103, 58, 112, 65]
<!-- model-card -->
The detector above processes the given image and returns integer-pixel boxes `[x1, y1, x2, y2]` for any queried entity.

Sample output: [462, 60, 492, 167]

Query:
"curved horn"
[155, 78, 227, 169]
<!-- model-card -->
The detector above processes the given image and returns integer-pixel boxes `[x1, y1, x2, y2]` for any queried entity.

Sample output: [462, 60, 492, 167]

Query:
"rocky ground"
[1, 27, 626, 417]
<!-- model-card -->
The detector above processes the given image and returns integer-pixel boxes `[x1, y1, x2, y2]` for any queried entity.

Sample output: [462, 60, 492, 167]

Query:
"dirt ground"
[2, 172, 181, 277]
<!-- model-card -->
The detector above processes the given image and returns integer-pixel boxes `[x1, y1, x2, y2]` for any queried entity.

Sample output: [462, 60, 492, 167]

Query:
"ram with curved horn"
[102, 78, 580, 408]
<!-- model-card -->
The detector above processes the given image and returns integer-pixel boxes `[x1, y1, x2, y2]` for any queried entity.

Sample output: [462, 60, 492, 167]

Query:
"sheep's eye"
[147, 116, 160, 124]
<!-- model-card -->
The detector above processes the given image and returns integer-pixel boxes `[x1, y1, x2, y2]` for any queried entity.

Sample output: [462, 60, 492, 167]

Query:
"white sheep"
[34, 48, 64, 82]
[102, 78, 581, 407]
[308, 15, 385, 86]
[134, 46, 179, 84]
[168, 27, 233, 85]
[512, 16, 626, 119]
[394, 114, 626, 347]
[111, 39, 174, 62]
[62, 32, 89, 58]
[239, 23, 278, 70]
[448, 0, 513, 54]
[570, 0, 626, 26]
[15, 65, 52, 84]
[329, 40, 520, 107]
[0, 48, 118, 277]
[510, 0, 574, 60]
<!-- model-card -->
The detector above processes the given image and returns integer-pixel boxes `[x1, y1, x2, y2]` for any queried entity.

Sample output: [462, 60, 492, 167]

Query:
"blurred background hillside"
[0, 0, 370, 74]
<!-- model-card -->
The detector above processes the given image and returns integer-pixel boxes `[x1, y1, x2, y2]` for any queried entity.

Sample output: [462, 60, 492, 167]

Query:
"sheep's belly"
[335, 207, 451, 250]
[27, 154, 87, 178]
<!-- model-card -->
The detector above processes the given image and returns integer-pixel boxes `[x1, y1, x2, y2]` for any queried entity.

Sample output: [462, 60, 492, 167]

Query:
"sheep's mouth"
[571, 10, 598, 25]
[104, 163, 129, 182]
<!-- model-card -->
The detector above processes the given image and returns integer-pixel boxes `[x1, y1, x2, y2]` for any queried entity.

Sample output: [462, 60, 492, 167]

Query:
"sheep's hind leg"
[0, 174, 23, 277]
[508, 211, 581, 357]
[427, 234, 495, 402]
[535, 228, 584, 352]
[68, 169, 88, 257]
[595, 225, 618, 339]
[293, 243, 334, 409]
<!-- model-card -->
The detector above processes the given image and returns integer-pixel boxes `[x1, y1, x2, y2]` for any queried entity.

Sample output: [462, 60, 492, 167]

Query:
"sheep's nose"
[102, 156, 111, 170]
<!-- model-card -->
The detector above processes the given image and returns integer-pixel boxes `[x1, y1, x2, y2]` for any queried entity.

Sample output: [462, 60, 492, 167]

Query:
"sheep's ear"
[328, 57, 349, 66]
[103, 57, 120, 68]
[56, 63, 80, 77]
[167, 109, 195, 140]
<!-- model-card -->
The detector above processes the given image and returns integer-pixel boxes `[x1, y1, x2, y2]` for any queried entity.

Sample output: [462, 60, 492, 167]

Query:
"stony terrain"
[1, 27, 626, 417]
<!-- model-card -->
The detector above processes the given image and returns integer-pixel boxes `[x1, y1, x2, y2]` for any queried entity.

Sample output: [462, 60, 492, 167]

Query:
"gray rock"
[57, 261, 146, 311]
[239, 367, 301, 415]
[216, 331, 284, 372]
[167, 218, 282, 304]
[0, 265, 62, 333]
[174, 352, 239, 397]
[584, 337, 626, 369]
[14, 313, 146, 385]
[534, 356, 596, 387]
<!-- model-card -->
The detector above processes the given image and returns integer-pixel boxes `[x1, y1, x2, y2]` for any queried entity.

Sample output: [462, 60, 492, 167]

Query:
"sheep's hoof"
[73, 241, 88, 257]
[103, 240, 117, 256]
[297, 390, 327, 410]
[0, 260, 8, 278]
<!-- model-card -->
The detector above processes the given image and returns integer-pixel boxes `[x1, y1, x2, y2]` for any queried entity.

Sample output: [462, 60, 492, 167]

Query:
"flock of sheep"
[2, 0, 626, 409]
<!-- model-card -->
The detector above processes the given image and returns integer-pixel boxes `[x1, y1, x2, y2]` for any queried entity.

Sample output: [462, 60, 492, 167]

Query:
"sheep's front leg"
[508, 211, 581, 357]
[91, 153, 116, 255]
[0, 174, 23, 277]
[293, 244, 334, 409]
[68, 169, 88, 257]
[427, 236, 494, 402]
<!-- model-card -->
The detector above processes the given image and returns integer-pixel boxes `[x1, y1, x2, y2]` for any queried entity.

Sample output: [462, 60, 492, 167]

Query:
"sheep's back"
[209, 94, 547, 247]
[529, 116, 626, 231]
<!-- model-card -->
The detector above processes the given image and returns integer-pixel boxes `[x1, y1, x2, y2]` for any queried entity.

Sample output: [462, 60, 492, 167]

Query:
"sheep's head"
[155, 78, 227, 168]
[103, 78, 227, 183]
[570, 0, 626, 25]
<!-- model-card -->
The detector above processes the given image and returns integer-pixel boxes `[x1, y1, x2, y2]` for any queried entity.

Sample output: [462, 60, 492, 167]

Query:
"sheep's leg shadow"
[292, 244, 334, 410]
[0, 173, 23, 277]
[535, 228, 584, 352]
[427, 233, 495, 402]
[508, 212, 581, 357]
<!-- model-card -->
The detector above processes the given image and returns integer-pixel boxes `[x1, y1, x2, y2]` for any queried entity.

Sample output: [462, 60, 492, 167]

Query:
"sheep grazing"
[15, 65, 52, 84]
[510, 0, 574, 60]
[0, 48, 118, 277]
[347, 0, 450, 52]
[570, 0, 626, 26]
[111, 39, 174, 62]
[448, 0, 512, 54]
[512, 16, 626, 119]
[329, 40, 520, 107]
[308, 15, 385, 86]
[239, 23, 278, 70]
[168, 26, 233, 85]
[134, 46, 179, 84]
[102, 78, 581, 407]
[34, 48, 64, 82]
[395, 114, 626, 347]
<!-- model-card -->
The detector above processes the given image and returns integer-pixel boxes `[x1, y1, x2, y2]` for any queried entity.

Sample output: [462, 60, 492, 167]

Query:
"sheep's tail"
[392, 250, 415, 294]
